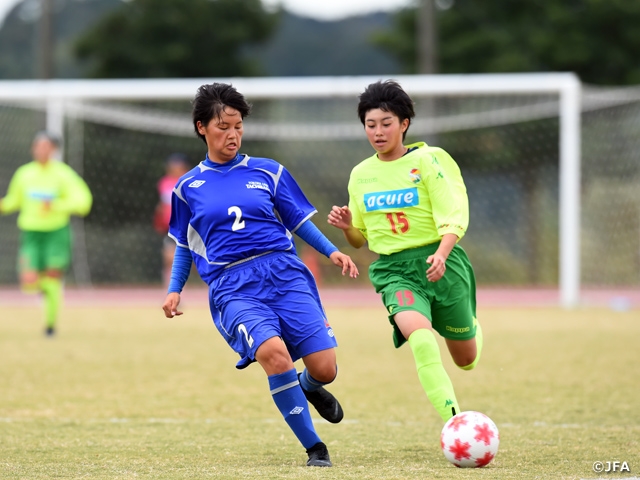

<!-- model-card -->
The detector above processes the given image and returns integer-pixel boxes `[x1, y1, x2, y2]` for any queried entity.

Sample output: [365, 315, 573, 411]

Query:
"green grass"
[1, 302, 639, 479]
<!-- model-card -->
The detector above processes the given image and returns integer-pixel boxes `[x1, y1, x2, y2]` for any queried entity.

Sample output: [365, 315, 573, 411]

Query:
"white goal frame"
[0, 73, 582, 307]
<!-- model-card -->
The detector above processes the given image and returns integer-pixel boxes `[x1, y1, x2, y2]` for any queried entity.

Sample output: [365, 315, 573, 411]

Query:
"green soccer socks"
[39, 276, 62, 330]
[408, 328, 459, 422]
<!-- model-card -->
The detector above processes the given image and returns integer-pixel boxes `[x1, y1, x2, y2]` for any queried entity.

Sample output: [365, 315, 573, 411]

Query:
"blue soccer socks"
[269, 368, 321, 449]
[299, 368, 334, 392]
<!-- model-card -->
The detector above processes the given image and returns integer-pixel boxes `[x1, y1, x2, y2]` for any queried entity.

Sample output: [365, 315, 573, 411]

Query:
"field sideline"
[1, 290, 639, 479]
[1, 285, 640, 309]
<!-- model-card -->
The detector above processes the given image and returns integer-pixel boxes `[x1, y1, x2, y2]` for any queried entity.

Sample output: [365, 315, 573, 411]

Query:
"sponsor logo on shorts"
[364, 187, 418, 212]
[445, 326, 470, 333]
[327, 328, 335, 338]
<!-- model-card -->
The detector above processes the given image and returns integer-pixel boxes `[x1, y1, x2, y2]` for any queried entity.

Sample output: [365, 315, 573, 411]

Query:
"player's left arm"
[295, 220, 358, 278]
[51, 168, 93, 217]
[424, 150, 469, 282]
[274, 165, 358, 278]
[426, 233, 458, 282]
[425, 150, 469, 240]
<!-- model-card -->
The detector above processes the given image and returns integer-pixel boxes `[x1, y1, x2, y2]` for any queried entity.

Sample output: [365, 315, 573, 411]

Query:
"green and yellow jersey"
[347, 142, 468, 255]
[0, 160, 92, 231]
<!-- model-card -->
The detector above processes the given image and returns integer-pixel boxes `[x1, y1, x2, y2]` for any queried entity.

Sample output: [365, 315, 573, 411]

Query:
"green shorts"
[369, 243, 477, 348]
[19, 225, 72, 274]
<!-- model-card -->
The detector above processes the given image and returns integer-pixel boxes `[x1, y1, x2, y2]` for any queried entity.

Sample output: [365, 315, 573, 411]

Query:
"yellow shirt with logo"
[0, 160, 92, 231]
[347, 142, 468, 255]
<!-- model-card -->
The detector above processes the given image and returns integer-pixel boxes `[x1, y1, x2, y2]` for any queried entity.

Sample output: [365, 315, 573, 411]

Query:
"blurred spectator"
[154, 153, 191, 287]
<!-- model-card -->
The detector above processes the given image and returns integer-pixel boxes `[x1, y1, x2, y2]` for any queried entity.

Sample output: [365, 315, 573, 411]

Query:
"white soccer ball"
[440, 411, 499, 468]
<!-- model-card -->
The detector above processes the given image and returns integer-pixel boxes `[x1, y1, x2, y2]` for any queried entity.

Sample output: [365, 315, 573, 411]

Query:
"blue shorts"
[209, 251, 337, 369]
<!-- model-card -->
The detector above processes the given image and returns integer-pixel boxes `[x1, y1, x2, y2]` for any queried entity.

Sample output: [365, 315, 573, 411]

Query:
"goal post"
[0, 73, 591, 307]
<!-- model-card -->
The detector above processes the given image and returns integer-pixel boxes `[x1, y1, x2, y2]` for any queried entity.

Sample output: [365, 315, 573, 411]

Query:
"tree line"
[0, 0, 638, 84]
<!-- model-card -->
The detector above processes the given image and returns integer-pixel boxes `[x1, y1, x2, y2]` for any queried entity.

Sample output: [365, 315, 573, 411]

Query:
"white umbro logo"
[188, 180, 206, 188]
[290, 406, 304, 415]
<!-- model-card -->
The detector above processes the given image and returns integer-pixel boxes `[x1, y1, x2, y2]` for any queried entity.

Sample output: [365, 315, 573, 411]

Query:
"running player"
[328, 80, 482, 423]
[161, 83, 359, 467]
[0, 131, 93, 336]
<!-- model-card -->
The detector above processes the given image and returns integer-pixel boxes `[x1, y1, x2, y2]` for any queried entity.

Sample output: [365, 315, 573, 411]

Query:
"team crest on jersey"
[188, 180, 206, 188]
[409, 168, 422, 184]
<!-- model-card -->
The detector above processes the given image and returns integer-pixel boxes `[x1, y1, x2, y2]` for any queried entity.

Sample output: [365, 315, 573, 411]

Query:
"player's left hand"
[329, 251, 359, 278]
[426, 254, 447, 282]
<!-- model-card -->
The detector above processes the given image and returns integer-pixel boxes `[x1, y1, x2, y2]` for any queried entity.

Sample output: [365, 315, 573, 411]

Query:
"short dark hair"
[357, 80, 415, 139]
[33, 130, 61, 147]
[165, 152, 189, 166]
[192, 83, 252, 145]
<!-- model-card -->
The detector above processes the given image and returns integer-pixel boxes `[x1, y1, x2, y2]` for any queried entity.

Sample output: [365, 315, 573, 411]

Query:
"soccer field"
[1, 299, 638, 479]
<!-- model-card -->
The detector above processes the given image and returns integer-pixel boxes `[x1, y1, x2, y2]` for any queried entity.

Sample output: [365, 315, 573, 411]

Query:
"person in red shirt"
[154, 153, 191, 287]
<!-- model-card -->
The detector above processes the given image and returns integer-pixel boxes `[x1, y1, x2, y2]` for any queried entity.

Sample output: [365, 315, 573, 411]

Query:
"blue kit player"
[161, 83, 359, 467]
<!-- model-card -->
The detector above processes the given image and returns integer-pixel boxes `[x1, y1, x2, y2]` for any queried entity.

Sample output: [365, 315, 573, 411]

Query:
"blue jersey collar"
[204, 153, 243, 169]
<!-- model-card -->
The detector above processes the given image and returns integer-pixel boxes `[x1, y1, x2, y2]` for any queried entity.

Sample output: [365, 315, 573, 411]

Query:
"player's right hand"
[327, 205, 353, 230]
[162, 292, 183, 318]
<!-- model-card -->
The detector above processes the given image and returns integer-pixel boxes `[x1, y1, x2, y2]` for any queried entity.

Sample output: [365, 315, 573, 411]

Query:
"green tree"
[74, 0, 279, 78]
[376, 0, 640, 85]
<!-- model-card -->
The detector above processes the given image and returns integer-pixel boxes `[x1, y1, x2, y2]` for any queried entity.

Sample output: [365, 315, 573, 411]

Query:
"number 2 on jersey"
[228, 206, 246, 231]
[386, 212, 410, 234]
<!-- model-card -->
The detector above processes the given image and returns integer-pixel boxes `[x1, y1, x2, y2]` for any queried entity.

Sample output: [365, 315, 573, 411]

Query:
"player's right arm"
[162, 178, 193, 318]
[162, 292, 182, 318]
[327, 205, 367, 249]
[162, 245, 192, 318]
[0, 168, 24, 215]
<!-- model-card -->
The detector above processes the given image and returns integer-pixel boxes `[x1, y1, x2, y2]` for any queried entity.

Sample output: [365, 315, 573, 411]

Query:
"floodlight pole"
[417, 0, 438, 74]
[39, 0, 54, 80]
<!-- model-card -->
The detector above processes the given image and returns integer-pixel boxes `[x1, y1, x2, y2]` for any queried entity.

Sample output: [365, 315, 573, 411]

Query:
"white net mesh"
[581, 85, 640, 286]
[0, 78, 638, 290]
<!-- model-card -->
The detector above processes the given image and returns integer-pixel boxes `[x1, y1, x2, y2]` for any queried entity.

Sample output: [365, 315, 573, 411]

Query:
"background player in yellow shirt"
[0, 131, 93, 336]
[328, 80, 482, 423]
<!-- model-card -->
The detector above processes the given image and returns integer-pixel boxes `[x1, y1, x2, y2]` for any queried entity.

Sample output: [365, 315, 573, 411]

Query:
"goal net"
[0, 74, 638, 306]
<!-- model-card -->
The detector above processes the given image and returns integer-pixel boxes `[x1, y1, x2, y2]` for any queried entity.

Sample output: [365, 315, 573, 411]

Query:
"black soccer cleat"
[299, 380, 344, 424]
[306, 442, 332, 467]
[45, 326, 55, 337]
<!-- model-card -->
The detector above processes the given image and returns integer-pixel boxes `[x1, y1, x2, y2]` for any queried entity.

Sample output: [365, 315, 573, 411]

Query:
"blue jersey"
[168, 154, 316, 284]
